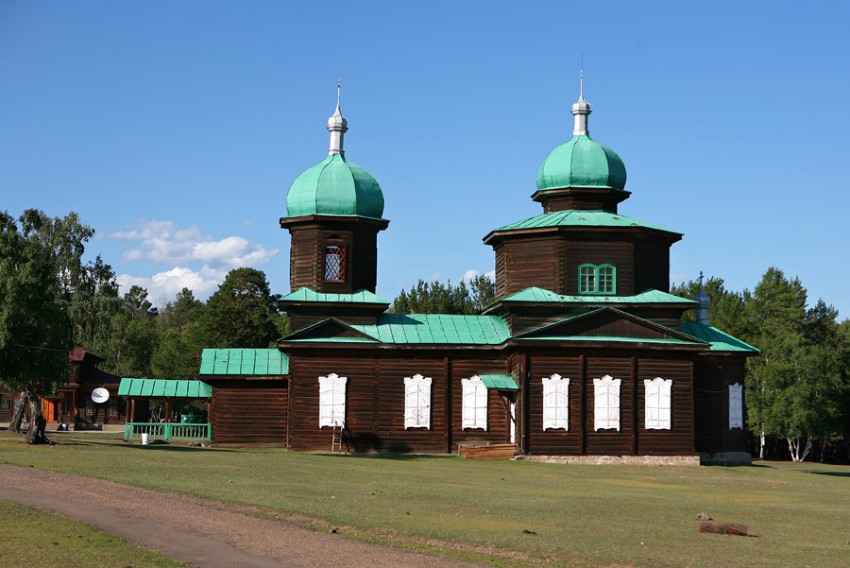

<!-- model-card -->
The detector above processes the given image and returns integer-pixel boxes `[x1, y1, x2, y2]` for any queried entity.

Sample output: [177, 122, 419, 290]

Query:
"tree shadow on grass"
[805, 470, 850, 477]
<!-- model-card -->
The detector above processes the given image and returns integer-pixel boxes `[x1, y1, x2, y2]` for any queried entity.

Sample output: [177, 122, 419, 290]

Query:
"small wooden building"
[201, 90, 757, 464]
[0, 346, 125, 429]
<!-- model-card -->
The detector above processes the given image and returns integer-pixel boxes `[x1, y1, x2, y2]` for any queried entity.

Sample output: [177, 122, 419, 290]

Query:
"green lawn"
[0, 498, 185, 568]
[1, 431, 849, 567]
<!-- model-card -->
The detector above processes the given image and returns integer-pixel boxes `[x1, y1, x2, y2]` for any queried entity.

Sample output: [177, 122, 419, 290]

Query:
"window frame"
[728, 383, 743, 430]
[323, 243, 347, 282]
[542, 373, 570, 431]
[404, 374, 432, 429]
[461, 376, 488, 430]
[593, 375, 621, 431]
[578, 263, 617, 295]
[318, 373, 347, 428]
[644, 377, 672, 430]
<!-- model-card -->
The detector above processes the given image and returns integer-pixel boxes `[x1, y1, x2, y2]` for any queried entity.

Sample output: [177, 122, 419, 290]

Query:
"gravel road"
[0, 463, 482, 568]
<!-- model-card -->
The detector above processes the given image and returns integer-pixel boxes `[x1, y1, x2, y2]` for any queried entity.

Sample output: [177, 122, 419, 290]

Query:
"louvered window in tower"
[324, 245, 346, 281]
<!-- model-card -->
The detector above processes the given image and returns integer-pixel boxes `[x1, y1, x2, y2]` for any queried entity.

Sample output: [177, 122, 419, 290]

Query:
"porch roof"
[118, 378, 212, 398]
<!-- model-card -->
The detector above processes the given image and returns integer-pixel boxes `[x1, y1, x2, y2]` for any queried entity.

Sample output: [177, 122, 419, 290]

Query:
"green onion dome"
[536, 134, 627, 191]
[285, 94, 385, 219]
[286, 153, 385, 218]
[536, 82, 627, 192]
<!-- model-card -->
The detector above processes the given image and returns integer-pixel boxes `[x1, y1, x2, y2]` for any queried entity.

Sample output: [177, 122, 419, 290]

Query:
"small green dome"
[286, 154, 385, 218]
[536, 134, 627, 191]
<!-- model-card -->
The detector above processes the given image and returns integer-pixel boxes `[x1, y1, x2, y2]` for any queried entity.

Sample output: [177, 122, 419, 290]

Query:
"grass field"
[1, 431, 848, 567]
[0, 498, 185, 568]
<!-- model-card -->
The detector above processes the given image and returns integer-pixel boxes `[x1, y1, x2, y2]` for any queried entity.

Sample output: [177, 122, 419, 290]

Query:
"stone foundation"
[699, 451, 753, 466]
[516, 454, 701, 466]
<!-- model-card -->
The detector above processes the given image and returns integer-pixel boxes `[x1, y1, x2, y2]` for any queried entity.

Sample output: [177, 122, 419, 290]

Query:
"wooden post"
[444, 356, 452, 453]
[579, 354, 586, 454]
[631, 356, 638, 455]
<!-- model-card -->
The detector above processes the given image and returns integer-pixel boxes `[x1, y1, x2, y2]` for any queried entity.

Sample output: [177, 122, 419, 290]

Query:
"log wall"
[210, 381, 288, 445]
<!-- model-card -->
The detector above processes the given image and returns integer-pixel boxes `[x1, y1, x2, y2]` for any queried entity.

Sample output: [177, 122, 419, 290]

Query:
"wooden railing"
[124, 422, 211, 443]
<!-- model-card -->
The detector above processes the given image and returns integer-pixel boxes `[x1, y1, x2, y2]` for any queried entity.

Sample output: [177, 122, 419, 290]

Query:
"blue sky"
[2, 1, 849, 318]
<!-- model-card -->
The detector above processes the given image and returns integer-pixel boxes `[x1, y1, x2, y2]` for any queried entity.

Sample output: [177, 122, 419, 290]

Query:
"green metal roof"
[279, 288, 390, 305]
[286, 153, 385, 218]
[285, 314, 511, 345]
[199, 348, 289, 375]
[537, 134, 627, 191]
[680, 323, 759, 353]
[491, 210, 679, 235]
[351, 314, 510, 345]
[514, 336, 700, 346]
[479, 374, 518, 390]
[118, 378, 212, 398]
[499, 287, 695, 305]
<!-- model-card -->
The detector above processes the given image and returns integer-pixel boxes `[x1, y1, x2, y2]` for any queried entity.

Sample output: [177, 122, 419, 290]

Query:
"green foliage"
[0, 211, 77, 393]
[670, 275, 749, 338]
[151, 288, 207, 379]
[391, 274, 495, 315]
[202, 268, 280, 348]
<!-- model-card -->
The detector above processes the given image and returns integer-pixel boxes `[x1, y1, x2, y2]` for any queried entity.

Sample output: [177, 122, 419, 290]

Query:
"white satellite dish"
[91, 387, 110, 404]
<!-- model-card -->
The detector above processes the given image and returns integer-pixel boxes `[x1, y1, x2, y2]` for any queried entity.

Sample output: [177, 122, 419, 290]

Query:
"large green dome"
[536, 134, 627, 191]
[286, 153, 385, 218]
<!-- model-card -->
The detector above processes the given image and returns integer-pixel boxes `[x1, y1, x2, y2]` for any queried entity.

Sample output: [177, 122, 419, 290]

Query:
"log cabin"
[200, 85, 758, 464]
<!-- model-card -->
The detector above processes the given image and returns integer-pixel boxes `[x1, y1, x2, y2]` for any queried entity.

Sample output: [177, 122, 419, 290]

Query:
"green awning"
[118, 378, 212, 398]
[479, 374, 518, 391]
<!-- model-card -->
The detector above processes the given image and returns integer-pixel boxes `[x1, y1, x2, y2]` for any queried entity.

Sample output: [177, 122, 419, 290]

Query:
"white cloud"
[461, 269, 496, 283]
[110, 220, 278, 306]
[109, 220, 277, 267]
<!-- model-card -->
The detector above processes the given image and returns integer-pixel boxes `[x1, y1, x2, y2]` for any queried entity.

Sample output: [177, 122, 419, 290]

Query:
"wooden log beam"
[698, 521, 748, 536]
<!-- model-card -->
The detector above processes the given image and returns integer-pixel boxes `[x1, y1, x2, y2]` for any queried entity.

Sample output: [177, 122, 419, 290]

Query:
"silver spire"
[571, 69, 591, 136]
[327, 79, 348, 155]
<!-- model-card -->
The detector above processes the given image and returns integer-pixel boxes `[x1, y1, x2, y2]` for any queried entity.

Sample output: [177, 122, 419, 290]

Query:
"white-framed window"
[729, 383, 743, 429]
[462, 376, 487, 430]
[319, 373, 347, 427]
[644, 377, 672, 430]
[542, 374, 570, 430]
[404, 374, 432, 429]
[593, 375, 621, 431]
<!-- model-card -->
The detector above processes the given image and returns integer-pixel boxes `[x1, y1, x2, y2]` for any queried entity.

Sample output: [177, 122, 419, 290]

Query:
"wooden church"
[199, 85, 757, 464]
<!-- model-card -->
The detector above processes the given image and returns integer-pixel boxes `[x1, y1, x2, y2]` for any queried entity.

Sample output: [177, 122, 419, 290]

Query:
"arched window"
[578, 263, 617, 294]
[324, 245, 346, 281]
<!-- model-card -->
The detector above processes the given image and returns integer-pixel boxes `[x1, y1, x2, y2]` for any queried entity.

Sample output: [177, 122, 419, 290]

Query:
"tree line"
[0, 210, 285, 440]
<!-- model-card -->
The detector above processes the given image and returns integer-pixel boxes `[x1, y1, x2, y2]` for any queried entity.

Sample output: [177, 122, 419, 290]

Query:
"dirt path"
[0, 463, 481, 568]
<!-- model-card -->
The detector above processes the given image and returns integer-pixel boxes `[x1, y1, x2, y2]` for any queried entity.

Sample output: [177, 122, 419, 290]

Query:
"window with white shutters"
[318, 373, 347, 428]
[593, 375, 621, 431]
[461, 376, 487, 430]
[404, 374, 432, 429]
[644, 378, 672, 430]
[542, 374, 570, 430]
